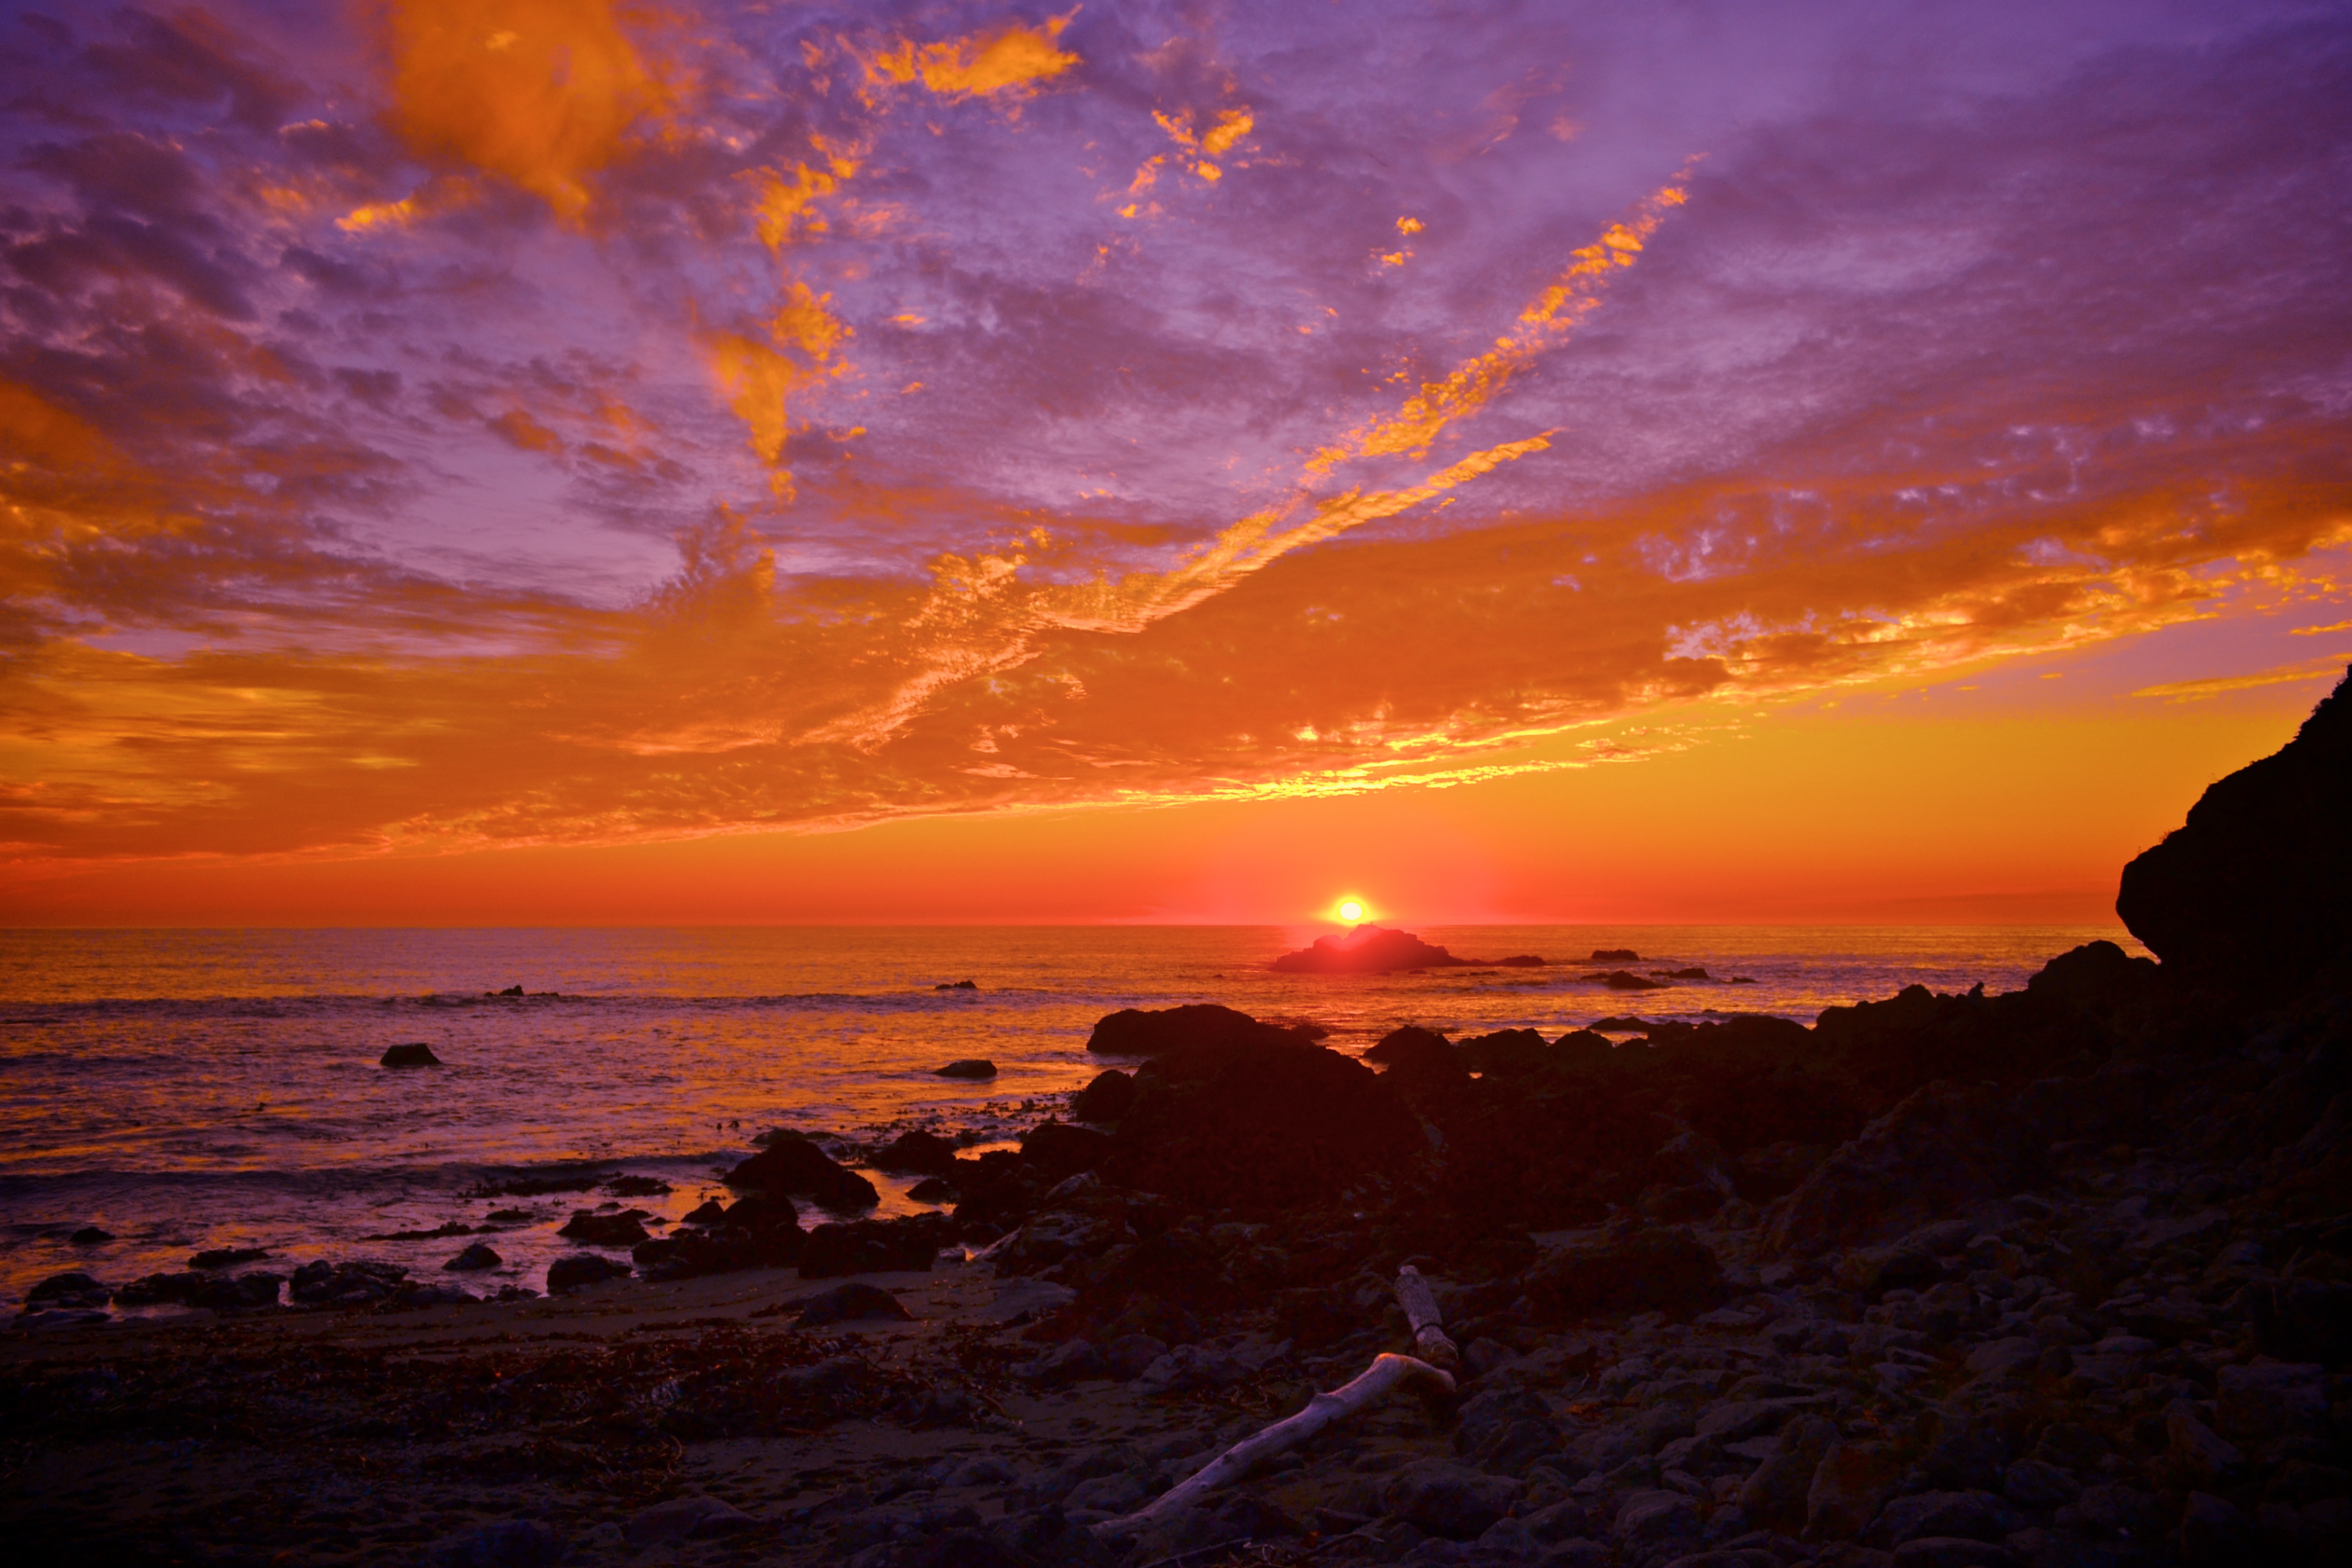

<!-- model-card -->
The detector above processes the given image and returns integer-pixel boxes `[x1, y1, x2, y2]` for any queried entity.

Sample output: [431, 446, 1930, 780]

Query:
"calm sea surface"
[0, 924, 2136, 1306]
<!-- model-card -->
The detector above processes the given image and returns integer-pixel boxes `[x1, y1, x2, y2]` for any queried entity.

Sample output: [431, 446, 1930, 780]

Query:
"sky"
[1, 0, 2348, 926]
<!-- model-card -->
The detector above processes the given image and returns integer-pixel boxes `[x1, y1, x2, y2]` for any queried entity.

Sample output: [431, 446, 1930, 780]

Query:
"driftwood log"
[1094, 1269, 1461, 1537]
[1393, 1263, 1460, 1368]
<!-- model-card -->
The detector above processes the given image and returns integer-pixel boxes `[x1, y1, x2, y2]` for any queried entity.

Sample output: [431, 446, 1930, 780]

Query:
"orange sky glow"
[2, 1, 2347, 925]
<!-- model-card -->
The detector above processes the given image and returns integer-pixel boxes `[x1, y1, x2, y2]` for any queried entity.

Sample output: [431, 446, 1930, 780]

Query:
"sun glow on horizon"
[1336, 898, 1366, 924]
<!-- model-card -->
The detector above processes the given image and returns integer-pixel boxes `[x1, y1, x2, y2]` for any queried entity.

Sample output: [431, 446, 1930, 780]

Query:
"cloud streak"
[2, 0, 2348, 877]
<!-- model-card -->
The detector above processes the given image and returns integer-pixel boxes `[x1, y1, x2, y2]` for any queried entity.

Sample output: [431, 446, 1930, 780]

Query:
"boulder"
[873, 1131, 959, 1176]
[1611, 1490, 1701, 1559]
[1764, 1081, 2041, 1257]
[26, 1272, 111, 1309]
[545, 1255, 629, 1294]
[2117, 664, 2351, 999]
[1099, 1035, 1423, 1211]
[622, 1496, 757, 1548]
[1380, 1460, 1522, 1538]
[935, 1059, 997, 1079]
[380, 1042, 442, 1067]
[1020, 1120, 1111, 1180]
[722, 1136, 880, 1211]
[1459, 1028, 1550, 1074]
[1591, 949, 1641, 962]
[290, 1259, 408, 1306]
[444, 1242, 502, 1272]
[2216, 1361, 2327, 1443]
[793, 1281, 911, 1326]
[1738, 1413, 1838, 1527]
[1086, 1002, 1325, 1056]
[1072, 1069, 1137, 1122]
[798, 1216, 947, 1278]
[428, 1520, 562, 1567]
[1522, 1221, 1723, 1321]
[1872, 1491, 2022, 1547]
[1593, 970, 1668, 990]
[557, 1211, 649, 1246]
[1272, 924, 1469, 974]
[68, 1226, 113, 1245]
[189, 1246, 270, 1269]
[1807, 1440, 1902, 1542]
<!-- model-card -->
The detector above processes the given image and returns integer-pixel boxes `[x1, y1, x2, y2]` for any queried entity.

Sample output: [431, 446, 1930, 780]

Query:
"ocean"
[0, 924, 2137, 1309]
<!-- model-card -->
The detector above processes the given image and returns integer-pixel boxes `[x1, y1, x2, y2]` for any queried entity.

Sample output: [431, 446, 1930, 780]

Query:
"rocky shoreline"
[3, 669, 2348, 1568]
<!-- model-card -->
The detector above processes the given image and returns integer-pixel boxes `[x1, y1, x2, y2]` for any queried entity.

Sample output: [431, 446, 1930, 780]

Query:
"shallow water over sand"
[0, 924, 2134, 1302]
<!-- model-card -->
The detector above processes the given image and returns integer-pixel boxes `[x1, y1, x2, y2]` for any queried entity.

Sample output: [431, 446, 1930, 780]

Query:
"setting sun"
[1338, 899, 1365, 923]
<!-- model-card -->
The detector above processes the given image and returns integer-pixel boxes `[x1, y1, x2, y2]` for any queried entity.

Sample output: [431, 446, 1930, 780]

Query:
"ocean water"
[0, 924, 2136, 1308]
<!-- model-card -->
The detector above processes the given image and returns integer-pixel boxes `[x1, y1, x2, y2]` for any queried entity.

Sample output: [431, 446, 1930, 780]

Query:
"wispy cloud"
[2, 1, 2348, 875]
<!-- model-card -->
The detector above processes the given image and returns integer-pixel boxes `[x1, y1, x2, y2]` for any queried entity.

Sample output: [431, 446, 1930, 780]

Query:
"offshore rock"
[557, 1211, 649, 1247]
[723, 1135, 881, 1211]
[1086, 1001, 1325, 1056]
[2119, 664, 2351, 998]
[380, 1042, 442, 1067]
[934, 1058, 996, 1079]
[873, 1130, 959, 1176]
[1272, 924, 1469, 974]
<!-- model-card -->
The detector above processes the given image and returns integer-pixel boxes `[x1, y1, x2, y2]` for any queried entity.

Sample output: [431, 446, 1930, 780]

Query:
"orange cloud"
[705, 282, 851, 483]
[863, 14, 1080, 102]
[378, 0, 670, 225]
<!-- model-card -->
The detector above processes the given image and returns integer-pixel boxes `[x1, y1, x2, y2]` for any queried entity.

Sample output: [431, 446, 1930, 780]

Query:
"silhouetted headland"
[8, 667, 2349, 1567]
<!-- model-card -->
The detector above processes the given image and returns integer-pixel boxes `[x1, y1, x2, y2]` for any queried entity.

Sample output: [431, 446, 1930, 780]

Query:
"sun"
[1338, 899, 1364, 923]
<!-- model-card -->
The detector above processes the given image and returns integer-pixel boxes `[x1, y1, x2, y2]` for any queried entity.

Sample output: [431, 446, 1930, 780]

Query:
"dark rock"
[2001, 1461, 2079, 1509]
[1380, 1460, 1522, 1538]
[1021, 1120, 1112, 1180]
[935, 979, 979, 990]
[429, 1519, 562, 1567]
[1764, 1081, 2040, 1257]
[1104, 1333, 1168, 1380]
[68, 1226, 113, 1246]
[1086, 1001, 1326, 1056]
[936, 1059, 997, 1079]
[544, 1255, 629, 1294]
[2066, 1484, 2162, 1542]
[2178, 1492, 2251, 1566]
[2217, 1361, 2327, 1443]
[622, 1496, 756, 1548]
[1612, 1489, 1701, 1558]
[188, 1245, 271, 1270]
[681, 1198, 729, 1225]
[493, 985, 524, 996]
[1593, 970, 1668, 990]
[1889, 1542, 2015, 1568]
[1072, 1068, 1136, 1123]
[1365, 1025, 1453, 1063]
[26, 1272, 109, 1309]
[603, 1174, 671, 1196]
[724, 1137, 881, 1211]
[1272, 924, 1470, 974]
[1591, 949, 1641, 962]
[1663, 967, 1711, 980]
[794, 1281, 911, 1325]
[1807, 1441, 1901, 1542]
[445, 1242, 502, 1271]
[1523, 1220, 1723, 1320]
[1459, 1028, 1551, 1074]
[557, 1211, 649, 1247]
[1017, 1338, 1105, 1385]
[799, 1215, 948, 1278]
[289, 1259, 407, 1306]
[1873, 1491, 2022, 1547]
[2245, 1277, 2352, 1365]
[1456, 1388, 1561, 1473]
[1099, 1031, 1424, 1211]
[1497, 954, 1547, 967]
[380, 1042, 442, 1067]
[2117, 664, 2352, 999]
[907, 1177, 955, 1203]
[874, 1131, 960, 1176]
[1739, 1414, 1838, 1528]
